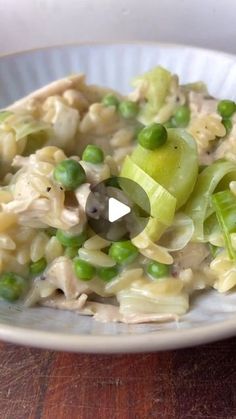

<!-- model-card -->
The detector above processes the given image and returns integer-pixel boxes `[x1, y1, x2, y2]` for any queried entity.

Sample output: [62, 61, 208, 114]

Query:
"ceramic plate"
[1, 43, 236, 353]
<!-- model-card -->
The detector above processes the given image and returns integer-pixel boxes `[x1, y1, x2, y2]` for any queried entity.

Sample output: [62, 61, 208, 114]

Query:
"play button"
[85, 177, 151, 241]
[108, 198, 131, 222]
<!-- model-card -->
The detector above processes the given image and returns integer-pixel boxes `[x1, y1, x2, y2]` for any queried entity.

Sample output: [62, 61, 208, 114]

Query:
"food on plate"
[0, 66, 235, 323]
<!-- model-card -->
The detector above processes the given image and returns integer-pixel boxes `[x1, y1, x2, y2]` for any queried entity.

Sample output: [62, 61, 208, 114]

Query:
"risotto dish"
[0, 66, 236, 324]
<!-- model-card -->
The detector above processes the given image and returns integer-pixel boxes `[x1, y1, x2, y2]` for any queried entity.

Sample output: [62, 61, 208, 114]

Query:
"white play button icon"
[108, 197, 131, 222]
[86, 176, 151, 240]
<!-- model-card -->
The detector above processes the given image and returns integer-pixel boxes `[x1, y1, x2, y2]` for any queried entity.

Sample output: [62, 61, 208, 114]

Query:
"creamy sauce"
[1, 71, 236, 324]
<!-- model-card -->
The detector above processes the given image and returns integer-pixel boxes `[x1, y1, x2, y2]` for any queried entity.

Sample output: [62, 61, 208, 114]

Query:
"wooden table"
[0, 338, 235, 418]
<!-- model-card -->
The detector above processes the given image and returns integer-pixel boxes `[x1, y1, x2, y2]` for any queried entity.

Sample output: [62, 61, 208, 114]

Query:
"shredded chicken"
[6, 75, 86, 111]
[45, 256, 88, 299]
[188, 91, 218, 115]
[42, 294, 179, 324]
[173, 242, 210, 272]
[2, 67, 236, 326]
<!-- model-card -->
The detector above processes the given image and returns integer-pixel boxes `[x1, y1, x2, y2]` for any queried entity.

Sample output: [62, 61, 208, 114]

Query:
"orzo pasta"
[0, 66, 235, 323]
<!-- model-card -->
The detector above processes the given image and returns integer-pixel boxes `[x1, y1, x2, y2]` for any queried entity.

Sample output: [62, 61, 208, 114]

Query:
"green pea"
[30, 258, 47, 276]
[82, 145, 104, 164]
[97, 265, 119, 282]
[102, 94, 119, 108]
[222, 118, 232, 135]
[147, 261, 170, 279]
[73, 258, 95, 281]
[119, 100, 139, 119]
[138, 123, 167, 150]
[109, 241, 138, 265]
[217, 100, 236, 118]
[0, 272, 27, 302]
[65, 246, 79, 259]
[171, 105, 190, 128]
[56, 230, 87, 248]
[53, 159, 86, 190]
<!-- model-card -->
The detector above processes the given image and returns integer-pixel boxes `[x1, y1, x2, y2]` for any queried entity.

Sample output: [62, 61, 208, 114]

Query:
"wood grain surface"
[0, 337, 235, 419]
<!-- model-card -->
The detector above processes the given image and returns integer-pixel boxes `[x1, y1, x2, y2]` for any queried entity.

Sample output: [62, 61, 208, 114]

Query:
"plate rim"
[1, 41, 236, 352]
[1, 40, 236, 63]
[0, 317, 235, 353]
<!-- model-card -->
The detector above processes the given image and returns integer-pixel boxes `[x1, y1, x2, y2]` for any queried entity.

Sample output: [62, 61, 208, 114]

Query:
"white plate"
[1, 43, 236, 353]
